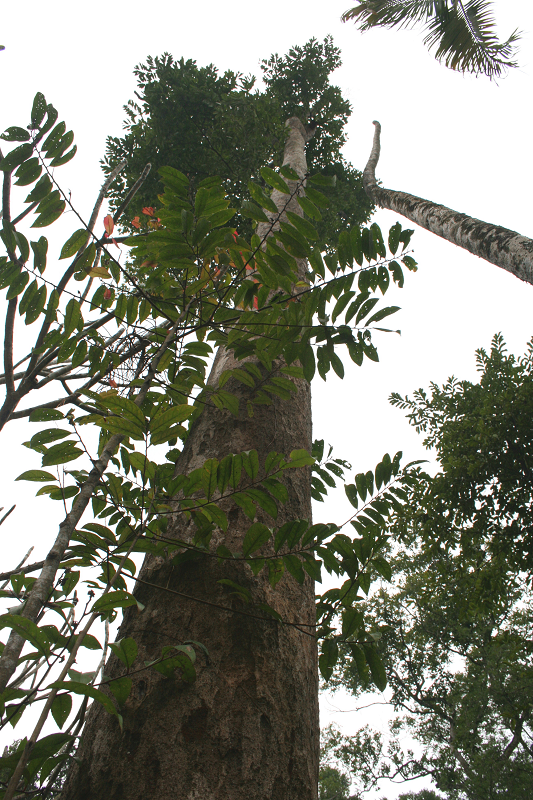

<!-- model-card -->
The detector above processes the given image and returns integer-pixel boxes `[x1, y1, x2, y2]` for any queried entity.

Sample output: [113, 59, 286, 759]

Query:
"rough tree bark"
[364, 121, 533, 286]
[61, 118, 319, 800]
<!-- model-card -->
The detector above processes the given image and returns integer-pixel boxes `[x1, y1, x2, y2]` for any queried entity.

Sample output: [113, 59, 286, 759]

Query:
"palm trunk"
[60, 118, 319, 800]
[364, 122, 533, 286]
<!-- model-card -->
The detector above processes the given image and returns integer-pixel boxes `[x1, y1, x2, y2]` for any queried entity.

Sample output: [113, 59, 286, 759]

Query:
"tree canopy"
[103, 37, 372, 251]
[325, 336, 533, 799]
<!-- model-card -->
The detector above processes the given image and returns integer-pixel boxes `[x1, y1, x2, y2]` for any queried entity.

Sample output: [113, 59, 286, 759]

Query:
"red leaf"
[142, 207, 154, 217]
[103, 215, 114, 236]
[109, 378, 118, 388]
[103, 288, 112, 300]
[131, 216, 141, 229]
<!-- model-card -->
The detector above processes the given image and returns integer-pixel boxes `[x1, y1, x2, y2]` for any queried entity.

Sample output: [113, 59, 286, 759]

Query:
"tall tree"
[342, 1, 520, 79]
[61, 116, 321, 800]
[0, 41, 418, 800]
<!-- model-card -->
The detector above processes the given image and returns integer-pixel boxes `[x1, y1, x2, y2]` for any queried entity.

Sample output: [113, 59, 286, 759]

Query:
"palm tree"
[342, 1, 520, 79]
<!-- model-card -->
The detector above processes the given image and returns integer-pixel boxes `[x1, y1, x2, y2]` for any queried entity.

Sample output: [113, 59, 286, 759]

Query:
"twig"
[0, 552, 76, 583]
[11, 201, 38, 226]
[0, 544, 31, 589]
[111, 163, 151, 224]
[0, 504, 16, 529]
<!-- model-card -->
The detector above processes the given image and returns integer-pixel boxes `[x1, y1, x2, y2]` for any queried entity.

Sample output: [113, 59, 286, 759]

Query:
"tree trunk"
[60, 118, 319, 800]
[364, 121, 533, 286]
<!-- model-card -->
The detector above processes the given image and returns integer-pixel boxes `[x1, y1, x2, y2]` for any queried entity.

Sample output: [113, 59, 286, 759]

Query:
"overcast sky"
[1, 2, 532, 796]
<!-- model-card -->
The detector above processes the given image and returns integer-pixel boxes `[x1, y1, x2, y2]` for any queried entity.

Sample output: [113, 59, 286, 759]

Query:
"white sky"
[1, 2, 532, 797]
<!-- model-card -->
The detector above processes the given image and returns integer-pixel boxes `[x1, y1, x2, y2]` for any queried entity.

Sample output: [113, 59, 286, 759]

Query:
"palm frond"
[425, 1, 520, 79]
[342, 1, 520, 79]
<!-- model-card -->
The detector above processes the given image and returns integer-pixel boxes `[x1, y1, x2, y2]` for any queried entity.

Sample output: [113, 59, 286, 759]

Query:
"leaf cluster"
[342, 1, 521, 79]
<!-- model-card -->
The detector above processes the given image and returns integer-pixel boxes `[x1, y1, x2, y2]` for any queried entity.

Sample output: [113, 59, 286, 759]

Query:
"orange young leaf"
[131, 216, 141, 229]
[142, 207, 154, 217]
[103, 215, 114, 236]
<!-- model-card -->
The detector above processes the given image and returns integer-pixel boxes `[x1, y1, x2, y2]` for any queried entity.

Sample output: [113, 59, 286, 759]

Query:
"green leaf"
[307, 173, 336, 188]
[286, 449, 314, 468]
[30, 732, 73, 761]
[268, 558, 285, 587]
[240, 200, 269, 223]
[30, 428, 71, 448]
[300, 343, 315, 382]
[82, 523, 116, 543]
[107, 676, 132, 707]
[285, 211, 318, 241]
[31, 199, 65, 228]
[242, 522, 271, 557]
[388, 222, 402, 255]
[1, 143, 33, 172]
[51, 693, 72, 728]
[1, 126, 30, 142]
[283, 553, 305, 584]
[29, 407, 64, 422]
[363, 645, 387, 691]
[319, 638, 339, 681]
[92, 591, 144, 616]
[150, 405, 194, 445]
[248, 181, 278, 214]
[108, 637, 138, 669]
[64, 298, 82, 338]
[14, 157, 42, 186]
[31, 92, 47, 128]
[25, 174, 52, 204]
[0, 615, 50, 656]
[305, 186, 330, 208]
[15, 469, 57, 482]
[296, 195, 321, 220]
[31, 236, 48, 273]
[42, 442, 83, 467]
[6, 270, 29, 299]
[372, 555, 392, 582]
[260, 166, 291, 194]
[60, 229, 88, 259]
[246, 488, 278, 519]
[50, 681, 117, 716]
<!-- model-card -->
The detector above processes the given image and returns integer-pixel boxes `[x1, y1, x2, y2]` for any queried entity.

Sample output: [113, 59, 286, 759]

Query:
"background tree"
[342, 1, 520, 79]
[326, 336, 533, 799]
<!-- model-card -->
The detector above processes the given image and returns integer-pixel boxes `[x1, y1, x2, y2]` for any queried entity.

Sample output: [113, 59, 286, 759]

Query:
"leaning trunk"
[61, 118, 319, 800]
[364, 121, 533, 286]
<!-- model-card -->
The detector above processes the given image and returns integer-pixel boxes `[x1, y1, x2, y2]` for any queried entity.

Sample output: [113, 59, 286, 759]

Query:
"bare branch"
[363, 120, 533, 286]
[0, 504, 16, 529]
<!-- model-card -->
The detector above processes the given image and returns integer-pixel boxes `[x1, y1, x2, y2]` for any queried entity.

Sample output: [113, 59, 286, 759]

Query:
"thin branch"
[134, 576, 317, 638]
[0, 552, 75, 583]
[111, 163, 151, 224]
[0, 545, 31, 590]
[0, 504, 16, 529]
[11, 201, 38, 227]
[3, 299, 18, 398]
[2, 167, 11, 223]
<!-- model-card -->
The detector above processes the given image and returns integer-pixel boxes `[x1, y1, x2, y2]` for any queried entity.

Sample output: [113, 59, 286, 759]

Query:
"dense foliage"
[324, 337, 533, 799]
[103, 37, 372, 249]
